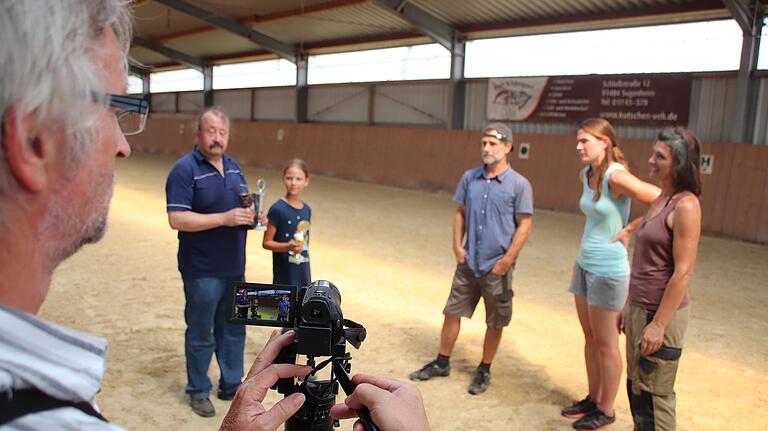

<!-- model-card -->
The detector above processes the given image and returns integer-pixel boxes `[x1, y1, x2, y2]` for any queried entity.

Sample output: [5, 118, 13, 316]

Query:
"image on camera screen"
[229, 282, 296, 327]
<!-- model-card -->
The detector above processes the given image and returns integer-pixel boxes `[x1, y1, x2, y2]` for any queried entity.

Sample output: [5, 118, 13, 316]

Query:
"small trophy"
[239, 193, 255, 230]
[253, 178, 267, 231]
[289, 220, 310, 265]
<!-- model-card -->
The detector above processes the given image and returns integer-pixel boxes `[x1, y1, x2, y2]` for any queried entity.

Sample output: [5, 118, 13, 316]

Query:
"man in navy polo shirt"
[165, 107, 256, 417]
[409, 123, 534, 395]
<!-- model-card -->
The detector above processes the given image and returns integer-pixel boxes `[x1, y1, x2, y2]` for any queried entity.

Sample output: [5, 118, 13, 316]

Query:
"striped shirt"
[0, 306, 124, 430]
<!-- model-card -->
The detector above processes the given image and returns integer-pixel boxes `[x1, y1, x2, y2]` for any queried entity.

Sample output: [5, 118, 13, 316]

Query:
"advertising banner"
[487, 74, 691, 125]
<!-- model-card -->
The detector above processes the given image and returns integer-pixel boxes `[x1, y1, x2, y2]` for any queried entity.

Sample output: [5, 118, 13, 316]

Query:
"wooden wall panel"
[757, 148, 768, 244]
[128, 115, 195, 155]
[698, 141, 719, 234]
[716, 143, 741, 236]
[699, 140, 735, 234]
[750, 148, 768, 243]
[730, 146, 767, 242]
[128, 117, 768, 244]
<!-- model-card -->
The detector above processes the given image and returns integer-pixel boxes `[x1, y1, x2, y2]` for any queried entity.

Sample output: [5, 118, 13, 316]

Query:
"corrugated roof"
[130, 0, 740, 70]
[253, 2, 413, 46]
[414, 0, 729, 35]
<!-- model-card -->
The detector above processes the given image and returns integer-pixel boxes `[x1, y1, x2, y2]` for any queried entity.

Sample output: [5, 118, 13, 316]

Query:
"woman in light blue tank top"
[562, 118, 660, 430]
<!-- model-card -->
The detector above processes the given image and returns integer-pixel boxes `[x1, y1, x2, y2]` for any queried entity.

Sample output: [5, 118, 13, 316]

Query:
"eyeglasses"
[1, 94, 149, 140]
[96, 93, 150, 136]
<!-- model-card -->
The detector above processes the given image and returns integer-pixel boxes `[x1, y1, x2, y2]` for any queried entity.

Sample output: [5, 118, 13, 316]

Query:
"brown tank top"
[629, 193, 692, 310]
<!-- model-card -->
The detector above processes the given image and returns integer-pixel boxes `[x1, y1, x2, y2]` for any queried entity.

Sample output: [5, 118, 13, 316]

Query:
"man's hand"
[330, 374, 431, 431]
[453, 246, 467, 264]
[219, 330, 311, 431]
[491, 257, 512, 276]
[222, 207, 256, 227]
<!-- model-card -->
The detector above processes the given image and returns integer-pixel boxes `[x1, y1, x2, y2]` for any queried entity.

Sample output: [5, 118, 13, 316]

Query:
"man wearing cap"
[409, 123, 533, 395]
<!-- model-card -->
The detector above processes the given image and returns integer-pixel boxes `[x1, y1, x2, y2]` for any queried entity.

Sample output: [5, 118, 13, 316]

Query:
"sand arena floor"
[44, 152, 768, 430]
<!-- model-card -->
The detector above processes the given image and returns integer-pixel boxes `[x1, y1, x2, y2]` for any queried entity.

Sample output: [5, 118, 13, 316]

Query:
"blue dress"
[267, 199, 311, 288]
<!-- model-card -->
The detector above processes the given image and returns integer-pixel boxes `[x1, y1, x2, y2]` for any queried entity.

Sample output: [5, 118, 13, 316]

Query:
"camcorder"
[227, 280, 378, 431]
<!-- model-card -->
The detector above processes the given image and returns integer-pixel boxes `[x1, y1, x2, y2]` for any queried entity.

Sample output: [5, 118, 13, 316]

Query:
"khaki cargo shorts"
[442, 262, 514, 329]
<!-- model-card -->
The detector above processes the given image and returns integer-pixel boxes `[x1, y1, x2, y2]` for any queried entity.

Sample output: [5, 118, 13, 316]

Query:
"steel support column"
[296, 52, 308, 123]
[203, 65, 213, 108]
[450, 36, 466, 129]
[724, 0, 764, 143]
[129, 64, 152, 109]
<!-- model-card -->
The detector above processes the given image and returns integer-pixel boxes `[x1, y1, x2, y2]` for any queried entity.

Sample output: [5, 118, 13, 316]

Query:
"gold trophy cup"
[289, 220, 310, 265]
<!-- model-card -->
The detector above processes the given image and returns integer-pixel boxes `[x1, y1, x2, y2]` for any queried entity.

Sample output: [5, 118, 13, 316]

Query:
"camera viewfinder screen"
[229, 282, 296, 327]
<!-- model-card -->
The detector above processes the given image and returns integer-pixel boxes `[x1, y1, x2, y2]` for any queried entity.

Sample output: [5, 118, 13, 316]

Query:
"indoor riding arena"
[39, 1, 768, 431]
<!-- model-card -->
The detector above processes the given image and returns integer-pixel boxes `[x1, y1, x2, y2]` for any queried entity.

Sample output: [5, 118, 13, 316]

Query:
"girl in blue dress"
[262, 159, 311, 288]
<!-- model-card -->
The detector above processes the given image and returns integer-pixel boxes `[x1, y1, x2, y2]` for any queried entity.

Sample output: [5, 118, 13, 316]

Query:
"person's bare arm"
[168, 207, 254, 232]
[609, 169, 660, 204]
[262, 222, 300, 253]
[610, 215, 645, 248]
[491, 214, 532, 275]
[453, 205, 467, 263]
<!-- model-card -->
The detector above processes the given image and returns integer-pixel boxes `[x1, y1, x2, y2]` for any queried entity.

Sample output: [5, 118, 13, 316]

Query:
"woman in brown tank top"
[620, 127, 703, 431]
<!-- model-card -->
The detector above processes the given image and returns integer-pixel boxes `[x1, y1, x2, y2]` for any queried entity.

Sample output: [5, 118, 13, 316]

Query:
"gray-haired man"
[409, 123, 534, 395]
[0, 1, 142, 428]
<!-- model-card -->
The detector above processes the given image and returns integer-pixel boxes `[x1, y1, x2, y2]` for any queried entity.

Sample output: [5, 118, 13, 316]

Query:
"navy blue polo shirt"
[453, 165, 534, 277]
[165, 147, 249, 278]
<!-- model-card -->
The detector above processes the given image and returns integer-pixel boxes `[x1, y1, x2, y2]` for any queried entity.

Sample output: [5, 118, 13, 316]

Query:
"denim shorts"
[568, 262, 628, 311]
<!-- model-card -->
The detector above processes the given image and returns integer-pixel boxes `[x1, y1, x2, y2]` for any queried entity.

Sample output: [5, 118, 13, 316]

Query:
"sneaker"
[190, 397, 215, 418]
[561, 396, 597, 418]
[408, 360, 451, 381]
[572, 408, 615, 430]
[467, 367, 490, 395]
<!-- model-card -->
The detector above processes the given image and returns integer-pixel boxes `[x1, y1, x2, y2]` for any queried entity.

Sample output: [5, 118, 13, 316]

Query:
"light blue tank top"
[576, 163, 631, 277]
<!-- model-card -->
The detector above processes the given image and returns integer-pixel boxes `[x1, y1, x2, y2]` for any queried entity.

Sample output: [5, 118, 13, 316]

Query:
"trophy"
[238, 178, 266, 230]
[253, 178, 267, 231]
[288, 220, 310, 265]
[239, 193, 255, 230]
